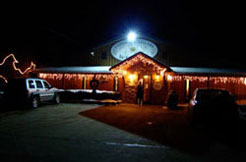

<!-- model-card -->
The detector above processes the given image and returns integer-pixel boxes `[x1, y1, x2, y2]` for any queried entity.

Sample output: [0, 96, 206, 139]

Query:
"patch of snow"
[105, 142, 169, 149]
[58, 89, 117, 94]
[146, 122, 153, 125]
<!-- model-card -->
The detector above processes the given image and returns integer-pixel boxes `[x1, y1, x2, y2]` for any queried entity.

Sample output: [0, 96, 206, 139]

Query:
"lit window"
[185, 79, 190, 100]
[82, 77, 87, 89]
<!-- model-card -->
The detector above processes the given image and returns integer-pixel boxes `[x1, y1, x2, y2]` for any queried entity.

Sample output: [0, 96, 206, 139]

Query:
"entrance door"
[138, 75, 151, 103]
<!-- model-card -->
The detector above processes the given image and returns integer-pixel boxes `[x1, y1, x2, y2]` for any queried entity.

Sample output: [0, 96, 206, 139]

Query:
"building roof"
[36, 66, 112, 74]
[171, 67, 246, 76]
[35, 64, 246, 76]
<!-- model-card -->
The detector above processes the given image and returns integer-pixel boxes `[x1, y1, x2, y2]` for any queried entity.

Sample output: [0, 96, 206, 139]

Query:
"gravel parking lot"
[0, 103, 245, 162]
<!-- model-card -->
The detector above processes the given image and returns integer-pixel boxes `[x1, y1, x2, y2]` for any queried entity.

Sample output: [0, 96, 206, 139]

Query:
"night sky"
[0, 1, 244, 68]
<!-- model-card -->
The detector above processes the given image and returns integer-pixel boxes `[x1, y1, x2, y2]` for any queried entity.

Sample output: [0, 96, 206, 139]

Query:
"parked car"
[188, 88, 239, 128]
[2, 78, 60, 108]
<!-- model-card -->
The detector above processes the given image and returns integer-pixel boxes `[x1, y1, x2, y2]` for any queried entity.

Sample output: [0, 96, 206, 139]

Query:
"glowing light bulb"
[129, 74, 136, 81]
[155, 75, 160, 81]
[127, 31, 137, 41]
[123, 70, 127, 75]
[167, 75, 173, 81]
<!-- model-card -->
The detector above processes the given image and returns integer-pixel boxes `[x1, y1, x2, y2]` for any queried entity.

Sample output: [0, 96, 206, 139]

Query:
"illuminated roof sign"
[110, 38, 158, 61]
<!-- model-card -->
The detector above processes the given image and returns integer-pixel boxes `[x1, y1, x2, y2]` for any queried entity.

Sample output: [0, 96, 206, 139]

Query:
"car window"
[35, 80, 43, 89]
[43, 81, 51, 89]
[28, 80, 35, 89]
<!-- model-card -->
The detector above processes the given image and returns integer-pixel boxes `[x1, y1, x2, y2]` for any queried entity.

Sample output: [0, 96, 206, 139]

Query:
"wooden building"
[36, 37, 246, 104]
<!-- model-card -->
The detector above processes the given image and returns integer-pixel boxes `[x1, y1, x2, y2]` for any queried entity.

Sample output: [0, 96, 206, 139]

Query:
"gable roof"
[110, 52, 171, 72]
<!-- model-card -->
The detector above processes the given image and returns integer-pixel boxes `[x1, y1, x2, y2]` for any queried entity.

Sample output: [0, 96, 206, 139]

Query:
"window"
[35, 80, 43, 89]
[28, 80, 35, 89]
[82, 77, 87, 89]
[43, 81, 51, 89]
[185, 79, 191, 100]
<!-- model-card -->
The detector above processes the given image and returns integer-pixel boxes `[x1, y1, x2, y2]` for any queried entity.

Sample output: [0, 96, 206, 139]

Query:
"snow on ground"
[58, 89, 117, 94]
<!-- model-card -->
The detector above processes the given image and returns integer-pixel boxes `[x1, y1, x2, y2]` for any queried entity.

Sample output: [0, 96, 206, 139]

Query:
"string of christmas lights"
[0, 54, 36, 75]
[38, 73, 63, 80]
[210, 76, 246, 85]
[0, 75, 7, 83]
[170, 75, 208, 82]
[0, 54, 36, 83]
[38, 73, 117, 81]
[168, 75, 246, 85]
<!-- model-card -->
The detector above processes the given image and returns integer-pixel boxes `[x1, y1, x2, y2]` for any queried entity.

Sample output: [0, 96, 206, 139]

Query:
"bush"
[166, 90, 178, 109]
[59, 90, 121, 102]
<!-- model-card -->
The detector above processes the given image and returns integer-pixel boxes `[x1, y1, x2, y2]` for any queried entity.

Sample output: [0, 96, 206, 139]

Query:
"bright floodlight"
[127, 32, 137, 41]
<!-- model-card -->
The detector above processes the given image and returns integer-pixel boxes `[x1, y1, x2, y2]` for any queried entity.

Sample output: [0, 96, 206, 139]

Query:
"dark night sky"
[0, 1, 244, 68]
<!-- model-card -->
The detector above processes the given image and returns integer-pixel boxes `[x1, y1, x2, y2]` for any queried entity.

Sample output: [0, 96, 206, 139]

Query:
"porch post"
[207, 75, 210, 89]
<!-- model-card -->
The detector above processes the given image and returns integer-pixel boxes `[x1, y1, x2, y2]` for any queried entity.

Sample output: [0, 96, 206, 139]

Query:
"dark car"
[2, 78, 60, 109]
[189, 88, 239, 129]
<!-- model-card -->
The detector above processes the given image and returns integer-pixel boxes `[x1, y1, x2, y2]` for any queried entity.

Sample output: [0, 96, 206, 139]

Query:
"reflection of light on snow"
[105, 142, 169, 149]
[146, 122, 152, 125]
[58, 89, 118, 94]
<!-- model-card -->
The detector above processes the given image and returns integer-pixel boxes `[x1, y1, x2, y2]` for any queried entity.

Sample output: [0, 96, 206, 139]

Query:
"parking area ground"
[0, 103, 245, 162]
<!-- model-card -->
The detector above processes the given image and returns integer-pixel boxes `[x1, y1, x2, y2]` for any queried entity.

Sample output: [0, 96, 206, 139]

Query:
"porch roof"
[171, 67, 246, 76]
[36, 66, 112, 74]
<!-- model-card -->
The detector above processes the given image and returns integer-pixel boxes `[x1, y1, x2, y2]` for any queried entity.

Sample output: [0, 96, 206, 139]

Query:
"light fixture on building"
[129, 74, 136, 81]
[155, 74, 160, 81]
[127, 31, 137, 42]
[144, 75, 148, 79]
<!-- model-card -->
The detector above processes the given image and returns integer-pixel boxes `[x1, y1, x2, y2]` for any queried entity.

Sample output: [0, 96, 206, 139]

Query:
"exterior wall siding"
[169, 75, 246, 103]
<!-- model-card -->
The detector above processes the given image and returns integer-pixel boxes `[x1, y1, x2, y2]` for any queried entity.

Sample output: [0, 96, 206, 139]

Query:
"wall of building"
[38, 73, 123, 92]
